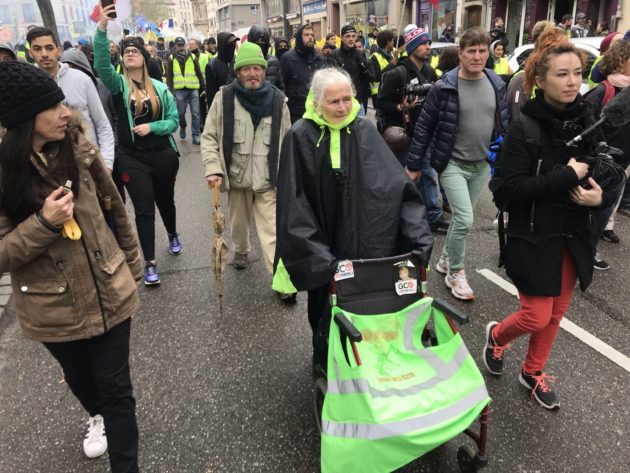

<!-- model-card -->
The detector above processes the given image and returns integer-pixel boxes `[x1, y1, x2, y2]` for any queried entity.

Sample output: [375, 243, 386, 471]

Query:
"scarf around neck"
[232, 78, 274, 128]
[606, 73, 630, 89]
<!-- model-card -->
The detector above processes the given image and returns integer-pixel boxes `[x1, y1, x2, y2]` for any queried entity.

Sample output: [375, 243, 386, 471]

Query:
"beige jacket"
[201, 87, 291, 192]
[0, 119, 143, 343]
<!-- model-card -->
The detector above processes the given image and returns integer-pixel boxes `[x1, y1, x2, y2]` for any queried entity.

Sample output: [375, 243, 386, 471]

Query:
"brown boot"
[233, 252, 248, 270]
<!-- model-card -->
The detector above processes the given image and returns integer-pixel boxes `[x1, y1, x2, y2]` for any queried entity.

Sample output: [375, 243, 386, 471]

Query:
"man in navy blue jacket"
[406, 27, 508, 301]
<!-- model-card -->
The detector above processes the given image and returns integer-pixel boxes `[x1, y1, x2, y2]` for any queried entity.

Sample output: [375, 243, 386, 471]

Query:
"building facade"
[192, 0, 210, 35]
[216, 0, 262, 34]
[0, 0, 97, 46]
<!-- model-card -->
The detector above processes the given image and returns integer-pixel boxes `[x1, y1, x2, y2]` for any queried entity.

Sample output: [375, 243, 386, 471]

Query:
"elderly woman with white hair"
[272, 67, 433, 344]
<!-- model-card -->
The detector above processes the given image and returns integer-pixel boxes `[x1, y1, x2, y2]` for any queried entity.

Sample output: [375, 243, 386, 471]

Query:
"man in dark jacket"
[407, 27, 508, 301]
[377, 27, 446, 233]
[206, 32, 237, 108]
[329, 24, 375, 113]
[280, 24, 325, 122]
[247, 25, 284, 91]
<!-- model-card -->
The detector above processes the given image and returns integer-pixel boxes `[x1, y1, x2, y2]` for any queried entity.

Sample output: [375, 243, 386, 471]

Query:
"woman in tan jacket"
[0, 61, 142, 473]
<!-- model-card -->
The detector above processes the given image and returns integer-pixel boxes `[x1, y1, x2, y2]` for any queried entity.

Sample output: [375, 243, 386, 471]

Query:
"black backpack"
[488, 114, 542, 267]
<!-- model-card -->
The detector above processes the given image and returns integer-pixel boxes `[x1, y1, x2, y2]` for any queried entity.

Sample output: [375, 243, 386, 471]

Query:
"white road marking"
[476, 268, 630, 373]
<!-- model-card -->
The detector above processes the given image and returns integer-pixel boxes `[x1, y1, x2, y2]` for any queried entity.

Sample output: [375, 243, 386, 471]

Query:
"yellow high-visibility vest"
[197, 52, 209, 72]
[494, 57, 509, 75]
[172, 56, 200, 89]
[370, 51, 390, 95]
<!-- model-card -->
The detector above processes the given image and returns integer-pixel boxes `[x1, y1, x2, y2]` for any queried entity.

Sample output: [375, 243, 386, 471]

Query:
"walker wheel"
[457, 445, 478, 473]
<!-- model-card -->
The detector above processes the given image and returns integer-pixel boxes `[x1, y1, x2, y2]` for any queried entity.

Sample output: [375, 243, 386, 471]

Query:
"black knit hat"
[121, 37, 150, 65]
[0, 61, 65, 129]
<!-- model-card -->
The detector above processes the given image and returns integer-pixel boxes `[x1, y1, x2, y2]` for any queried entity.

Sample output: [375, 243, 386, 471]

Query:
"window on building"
[22, 2, 38, 23]
[0, 5, 10, 24]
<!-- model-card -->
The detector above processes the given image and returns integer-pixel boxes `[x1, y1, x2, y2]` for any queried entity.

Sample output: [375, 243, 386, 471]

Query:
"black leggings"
[117, 146, 179, 261]
[44, 319, 138, 473]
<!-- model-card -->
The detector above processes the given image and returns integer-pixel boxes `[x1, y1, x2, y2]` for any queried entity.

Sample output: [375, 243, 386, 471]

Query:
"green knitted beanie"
[234, 42, 268, 70]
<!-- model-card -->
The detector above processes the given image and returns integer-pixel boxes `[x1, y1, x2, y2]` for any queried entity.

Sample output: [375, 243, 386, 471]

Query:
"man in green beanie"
[200, 42, 295, 301]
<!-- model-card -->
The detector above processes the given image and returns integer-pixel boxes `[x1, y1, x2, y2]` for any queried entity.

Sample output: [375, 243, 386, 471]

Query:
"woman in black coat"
[482, 31, 611, 410]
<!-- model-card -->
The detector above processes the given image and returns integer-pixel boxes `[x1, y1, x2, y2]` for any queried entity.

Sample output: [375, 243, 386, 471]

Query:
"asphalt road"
[1, 126, 629, 473]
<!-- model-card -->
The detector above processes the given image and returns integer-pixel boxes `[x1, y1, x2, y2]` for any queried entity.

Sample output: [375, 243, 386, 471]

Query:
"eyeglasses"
[124, 48, 141, 56]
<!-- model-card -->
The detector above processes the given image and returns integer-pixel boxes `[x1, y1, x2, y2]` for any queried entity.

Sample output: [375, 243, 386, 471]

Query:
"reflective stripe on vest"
[173, 56, 200, 89]
[320, 297, 490, 473]
[370, 52, 390, 95]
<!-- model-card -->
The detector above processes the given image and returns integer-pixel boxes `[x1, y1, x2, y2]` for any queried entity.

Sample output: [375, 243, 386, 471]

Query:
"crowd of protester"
[0, 5, 629, 471]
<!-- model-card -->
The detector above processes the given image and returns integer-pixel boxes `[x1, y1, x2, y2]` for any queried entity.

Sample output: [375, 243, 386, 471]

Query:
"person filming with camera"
[377, 27, 447, 232]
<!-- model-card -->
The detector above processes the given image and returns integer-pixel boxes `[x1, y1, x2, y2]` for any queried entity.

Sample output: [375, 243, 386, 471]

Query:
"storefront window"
[345, 0, 390, 34]
[421, 0, 456, 41]
[267, 0, 283, 17]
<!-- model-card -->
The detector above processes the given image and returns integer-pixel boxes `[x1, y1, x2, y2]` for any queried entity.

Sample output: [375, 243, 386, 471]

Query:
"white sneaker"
[435, 255, 449, 274]
[83, 415, 107, 459]
[445, 270, 475, 300]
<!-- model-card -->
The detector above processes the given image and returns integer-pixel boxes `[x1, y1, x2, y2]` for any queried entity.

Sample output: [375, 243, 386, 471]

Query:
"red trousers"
[494, 246, 577, 374]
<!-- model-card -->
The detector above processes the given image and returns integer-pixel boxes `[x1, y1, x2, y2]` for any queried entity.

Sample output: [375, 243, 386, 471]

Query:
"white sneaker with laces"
[83, 414, 107, 459]
[435, 255, 449, 274]
[445, 269, 475, 300]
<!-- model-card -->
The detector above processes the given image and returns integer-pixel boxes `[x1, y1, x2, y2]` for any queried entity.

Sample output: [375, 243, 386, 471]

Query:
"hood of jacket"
[522, 92, 593, 143]
[294, 25, 314, 57]
[60, 49, 97, 86]
[303, 91, 361, 168]
[56, 61, 70, 80]
[248, 25, 270, 57]
[274, 37, 289, 59]
[217, 32, 237, 63]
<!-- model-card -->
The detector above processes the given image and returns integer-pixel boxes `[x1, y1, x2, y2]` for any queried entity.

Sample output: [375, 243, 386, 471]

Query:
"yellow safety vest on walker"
[172, 56, 200, 90]
[321, 297, 490, 473]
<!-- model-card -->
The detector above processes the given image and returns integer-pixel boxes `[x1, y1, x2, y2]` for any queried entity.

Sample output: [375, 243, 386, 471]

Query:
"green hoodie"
[93, 29, 179, 153]
[272, 93, 361, 293]
[301, 91, 361, 169]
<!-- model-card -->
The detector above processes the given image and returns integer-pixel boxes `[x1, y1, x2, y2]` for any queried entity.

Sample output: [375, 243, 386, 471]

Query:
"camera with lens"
[402, 80, 432, 102]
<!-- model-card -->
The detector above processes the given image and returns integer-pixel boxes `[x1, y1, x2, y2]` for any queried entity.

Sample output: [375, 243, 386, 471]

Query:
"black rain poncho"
[272, 95, 433, 294]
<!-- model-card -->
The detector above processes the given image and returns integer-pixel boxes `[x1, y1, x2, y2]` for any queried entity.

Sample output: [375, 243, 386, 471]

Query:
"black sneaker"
[430, 215, 450, 233]
[593, 255, 610, 271]
[482, 321, 510, 376]
[601, 230, 620, 244]
[519, 370, 560, 410]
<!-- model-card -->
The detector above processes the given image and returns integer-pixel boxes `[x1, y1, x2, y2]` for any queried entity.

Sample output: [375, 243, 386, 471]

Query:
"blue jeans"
[417, 144, 442, 224]
[397, 145, 442, 225]
[174, 88, 200, 136]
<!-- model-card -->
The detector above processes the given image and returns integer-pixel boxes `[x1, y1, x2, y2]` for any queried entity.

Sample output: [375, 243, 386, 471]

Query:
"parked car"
[507, 37, 602, 93]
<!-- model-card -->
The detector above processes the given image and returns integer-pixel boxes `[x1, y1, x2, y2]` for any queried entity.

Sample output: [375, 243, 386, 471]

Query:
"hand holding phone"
[101, 0, 117, 19]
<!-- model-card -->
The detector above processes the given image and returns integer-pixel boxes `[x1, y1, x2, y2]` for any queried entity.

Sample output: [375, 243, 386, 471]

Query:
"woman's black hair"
[0, 119, 79, 225]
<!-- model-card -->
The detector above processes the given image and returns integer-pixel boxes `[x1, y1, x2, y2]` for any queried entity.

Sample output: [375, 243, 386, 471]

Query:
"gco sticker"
[395, 278, 417, 296]
[334, 260, 355, 281]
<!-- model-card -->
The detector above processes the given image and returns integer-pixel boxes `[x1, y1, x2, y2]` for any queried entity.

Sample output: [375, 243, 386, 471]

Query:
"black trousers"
[44, 319, 139, 473]
[117, 146, 179, 261]
[309, 285, 336, 372]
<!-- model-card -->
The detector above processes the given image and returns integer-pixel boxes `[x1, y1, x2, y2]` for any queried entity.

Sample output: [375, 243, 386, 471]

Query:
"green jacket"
[93, 29, 179, 153]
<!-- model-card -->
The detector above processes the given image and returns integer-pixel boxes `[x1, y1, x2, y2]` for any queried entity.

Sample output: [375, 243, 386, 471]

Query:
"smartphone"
[101, 0, 117, 19]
